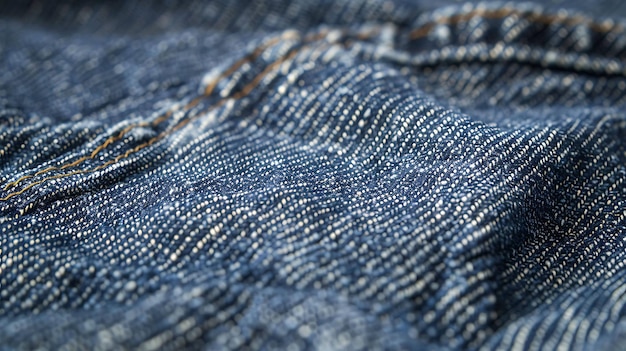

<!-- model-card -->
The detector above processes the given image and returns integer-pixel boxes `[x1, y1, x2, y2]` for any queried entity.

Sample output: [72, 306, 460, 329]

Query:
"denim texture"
[1, 1, 626, 350]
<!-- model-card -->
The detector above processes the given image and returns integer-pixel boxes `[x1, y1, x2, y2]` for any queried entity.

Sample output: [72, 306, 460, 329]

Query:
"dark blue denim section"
[1, 1, 625, 350]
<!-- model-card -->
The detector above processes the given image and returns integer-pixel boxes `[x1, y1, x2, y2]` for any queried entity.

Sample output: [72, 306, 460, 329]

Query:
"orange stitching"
[3, 33, 296, 191]
[3, 122, 152, 190]
[0, 30, 348, 202]
[409, 7, 621, 39]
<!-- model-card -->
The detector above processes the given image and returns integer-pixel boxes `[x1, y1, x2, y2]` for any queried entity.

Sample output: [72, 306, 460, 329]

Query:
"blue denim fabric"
[1, 1, 626, 350]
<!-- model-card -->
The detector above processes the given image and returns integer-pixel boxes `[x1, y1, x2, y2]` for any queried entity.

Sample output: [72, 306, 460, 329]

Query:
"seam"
[409, 7, 623, 40]
[3, 32, 297, 192]
[1, 29, 370, 203]
[378, 41, 626, 78]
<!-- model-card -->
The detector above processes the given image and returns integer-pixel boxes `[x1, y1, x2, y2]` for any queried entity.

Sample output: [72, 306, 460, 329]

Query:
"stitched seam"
[1, 29, 366, 202]
[380, 42, 626, 77]
[3, 32, 297, 191]
[0, 44, 313, 202]
[409, 7, 623, 40]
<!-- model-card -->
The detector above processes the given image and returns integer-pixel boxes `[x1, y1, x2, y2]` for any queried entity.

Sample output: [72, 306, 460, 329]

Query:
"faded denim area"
[1, 0, 626, 350]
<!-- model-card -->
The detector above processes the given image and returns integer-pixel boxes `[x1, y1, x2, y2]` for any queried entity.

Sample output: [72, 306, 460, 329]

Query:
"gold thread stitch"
[0, 47, 307, 201]
[1, 29, 358, 202]
[3, 33, 296, 191]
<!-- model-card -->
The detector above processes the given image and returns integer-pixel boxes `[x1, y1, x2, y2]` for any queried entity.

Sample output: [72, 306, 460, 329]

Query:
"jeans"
[1, 0, 626, 350]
